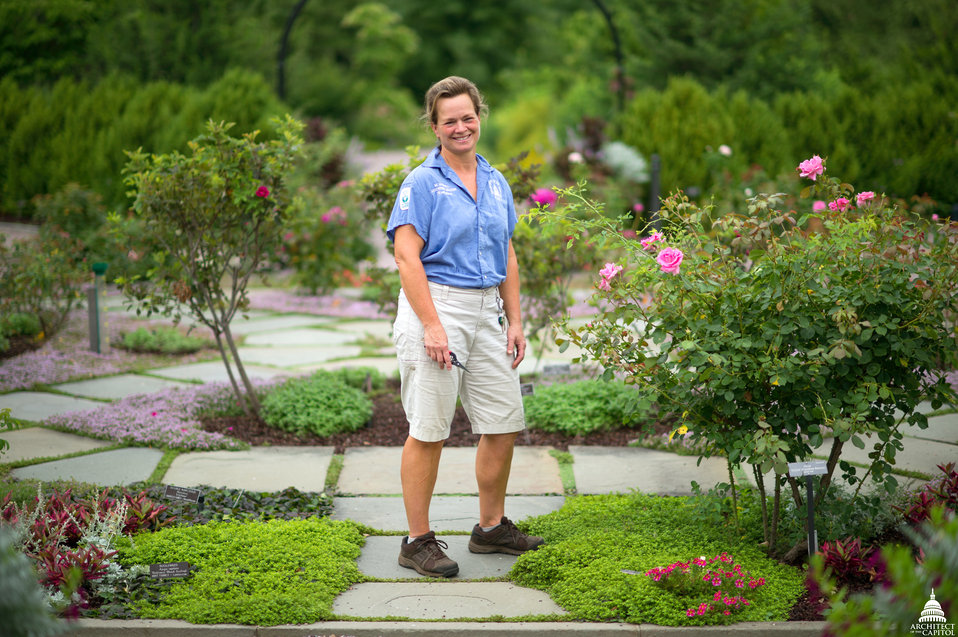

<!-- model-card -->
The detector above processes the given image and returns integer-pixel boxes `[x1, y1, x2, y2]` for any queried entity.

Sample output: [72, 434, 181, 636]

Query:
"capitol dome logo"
[911, 589, 955, 636]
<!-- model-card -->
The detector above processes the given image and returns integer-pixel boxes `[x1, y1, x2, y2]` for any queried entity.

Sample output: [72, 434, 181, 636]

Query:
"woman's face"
[431, 93, 480, 157]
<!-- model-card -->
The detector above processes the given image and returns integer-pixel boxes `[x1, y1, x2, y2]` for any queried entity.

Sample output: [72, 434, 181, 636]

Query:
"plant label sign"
[520, 383, 535, 396]
[787, 460, 827, 477]
[164, 485, 202, 503]
[543, 363, 571, 376]
[150, 562, 190, 579]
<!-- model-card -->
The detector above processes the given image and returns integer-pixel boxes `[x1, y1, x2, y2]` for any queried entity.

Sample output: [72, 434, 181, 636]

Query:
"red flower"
[255, 186, 270, 198]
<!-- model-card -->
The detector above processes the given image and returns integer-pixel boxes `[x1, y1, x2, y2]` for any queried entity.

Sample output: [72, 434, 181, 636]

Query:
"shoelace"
[419, 536, 450, 557]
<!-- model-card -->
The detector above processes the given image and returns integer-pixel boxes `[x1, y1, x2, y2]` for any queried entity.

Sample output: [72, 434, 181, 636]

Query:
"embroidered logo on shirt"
[489, 180, 503, 201]
[431, 183, 458, 197]
[399, 187, 411, 210]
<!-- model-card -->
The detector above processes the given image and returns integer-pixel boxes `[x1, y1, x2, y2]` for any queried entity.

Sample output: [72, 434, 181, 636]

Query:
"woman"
[387, 76, 544, 578]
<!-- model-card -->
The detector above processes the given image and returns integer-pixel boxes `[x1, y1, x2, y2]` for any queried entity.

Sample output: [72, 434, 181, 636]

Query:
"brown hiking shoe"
[468, 516, 545, 555]
[398, 531, 459, 578]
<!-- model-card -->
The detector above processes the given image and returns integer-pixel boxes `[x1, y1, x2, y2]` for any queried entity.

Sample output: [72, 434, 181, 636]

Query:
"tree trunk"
[221, 320, 262, 415]
[753, 463, 769, 543]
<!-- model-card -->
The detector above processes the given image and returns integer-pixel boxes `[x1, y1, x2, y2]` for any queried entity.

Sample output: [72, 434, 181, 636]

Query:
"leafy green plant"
[537, 158, 958, 557]
[0, 408, 18, 456]
[512, 492, 804, 625]
[814, 507, 958, 637]
[260, 371, 372, 437]
[114, 517, 364, 625]
[645, 552, 767, 620]
[117, 116, 304, 417]
[0, 527, 65, 637]
[116, 326, 210, 355]
[524, 379, 650, 436]
[329, 365, 386, 392]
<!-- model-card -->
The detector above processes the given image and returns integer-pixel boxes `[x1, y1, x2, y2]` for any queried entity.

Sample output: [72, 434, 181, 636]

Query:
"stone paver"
[226, 314, 335, 335]
[836, 434, 958, 477]
[11, 448, 164, 485]
[905, 412, 958, 445]
[242, 327, 358, 347]
[338, 446, 563, 496]
[331, 495, 566, 532]
[0, 391, 104, 422]
[146, 361, 287, 383]
[333, 582, 566, 620]
[570, 446, 737, 495]
[305, 356, 400, 376]
[52, 374, 194, 400]
[236, 345, 363, 368]
[164, 446, 334, 492]
[1, 427, 113, 464]
[357, 536, 519, 579]
[333, 319, 395, 341]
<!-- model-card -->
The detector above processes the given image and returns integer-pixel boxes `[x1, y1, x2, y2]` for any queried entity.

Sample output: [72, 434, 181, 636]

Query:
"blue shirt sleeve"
[386, 168, 431, 244]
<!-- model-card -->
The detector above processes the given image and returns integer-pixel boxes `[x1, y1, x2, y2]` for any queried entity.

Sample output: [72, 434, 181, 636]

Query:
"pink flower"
[633, 202, 645, 213]
[151, 411, 157, 417]
[530, 188, 558, 207]
[621, 229, 637, 239]
[598, 262, 623, 290]
[640, 231, 663, 250]
[829, 197, 851, 212]
[656, 247, 684, 274]
[855, 191, 875, 206]
[321, 214, 331, 223]
[932, 213, 940, 221]
[797, 155, 825, 181]
[255, 186, 270, 198]
[812, 200, 826, 212]
[718, 144, 732, 157]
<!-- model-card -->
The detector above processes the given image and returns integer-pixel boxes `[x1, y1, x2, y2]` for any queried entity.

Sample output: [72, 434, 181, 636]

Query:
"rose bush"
[534, 157, 958, 554]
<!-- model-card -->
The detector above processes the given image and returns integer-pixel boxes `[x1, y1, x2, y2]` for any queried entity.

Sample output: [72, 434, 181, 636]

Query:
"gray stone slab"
[338, 446, 563, 496]
[243, 327, 357, 347]
[1, 427, 113, 464]
[227, 314, 335, 335]
[0, 392, 104, 422]
[905, 412, 958, 445]
[357, 535, 520, 579]
[51, 374, 194, 400]
[145, 361, 286, 383]
[331, 495, 566, 532]
[236, 345, 363, 368]
[333, 582, 566, 619]
[164, 446, 334, 492]
[302, 356, 400, 377]
[333, 319, 395, 341]
[836, 435, 958, 477]
[570, 446, 736, 495]
[11, 448, 164, 485]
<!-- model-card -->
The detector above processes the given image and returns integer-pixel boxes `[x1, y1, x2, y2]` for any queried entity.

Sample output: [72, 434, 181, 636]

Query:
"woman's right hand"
[423, 322, 451, 370]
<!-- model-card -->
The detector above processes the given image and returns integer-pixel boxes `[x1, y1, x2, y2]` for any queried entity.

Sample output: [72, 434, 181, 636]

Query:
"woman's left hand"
[506, 323, 525, 369]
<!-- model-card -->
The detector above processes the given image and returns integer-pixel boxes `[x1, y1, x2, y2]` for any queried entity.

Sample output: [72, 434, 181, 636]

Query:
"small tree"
[536, 158, 958, 556]
[117, 117, 304, 416]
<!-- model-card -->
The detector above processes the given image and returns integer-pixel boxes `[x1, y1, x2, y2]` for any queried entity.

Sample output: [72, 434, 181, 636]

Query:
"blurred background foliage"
[0, 0, 956, 217]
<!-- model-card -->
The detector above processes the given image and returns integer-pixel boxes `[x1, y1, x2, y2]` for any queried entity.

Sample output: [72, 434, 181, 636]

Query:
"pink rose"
[255, 186, 270, 198]
[657, 247, 684, 274]
[812, 200, 826, 212]
[855, 191, 875, 206]
[828, 197, 850, 212]
[640, 231, 664, 250]
[797, 155, 825, 181]
[598, 262, 623, 290]
[530, 188, 557, 207]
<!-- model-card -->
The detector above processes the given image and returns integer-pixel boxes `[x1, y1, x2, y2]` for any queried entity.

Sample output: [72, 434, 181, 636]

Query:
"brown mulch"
[200, 378, 661, 455]
[0, 334, 43, 361]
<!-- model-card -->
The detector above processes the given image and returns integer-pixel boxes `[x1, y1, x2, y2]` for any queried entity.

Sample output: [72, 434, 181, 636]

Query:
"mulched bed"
[200, 378, 665, 455]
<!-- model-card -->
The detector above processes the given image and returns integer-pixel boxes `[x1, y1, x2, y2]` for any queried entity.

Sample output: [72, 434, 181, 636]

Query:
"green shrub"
[116, 327, 210, 355]
[0, 527, 65, 637]
[0, 312, 41, 339]
[329, 366, 386, 392]
[114, 518, 364, 625]
[524, 379, 650, 436]
[261, 371, 372, 437]
[513, 492, 805, 625]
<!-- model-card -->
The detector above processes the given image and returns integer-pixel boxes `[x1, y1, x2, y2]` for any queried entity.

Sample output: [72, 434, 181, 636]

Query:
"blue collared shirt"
[387, 148, 517, 289]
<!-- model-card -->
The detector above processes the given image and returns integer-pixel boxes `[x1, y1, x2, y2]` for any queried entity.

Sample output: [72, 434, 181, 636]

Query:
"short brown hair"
[423, 76, 489, 126]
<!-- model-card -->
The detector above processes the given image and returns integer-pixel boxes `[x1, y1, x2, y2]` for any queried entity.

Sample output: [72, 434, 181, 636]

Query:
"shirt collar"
[424, 147, 493, 176]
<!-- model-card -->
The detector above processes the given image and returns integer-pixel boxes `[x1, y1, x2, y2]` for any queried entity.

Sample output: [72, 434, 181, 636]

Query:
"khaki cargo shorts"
[393, 282, 526, 442]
